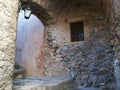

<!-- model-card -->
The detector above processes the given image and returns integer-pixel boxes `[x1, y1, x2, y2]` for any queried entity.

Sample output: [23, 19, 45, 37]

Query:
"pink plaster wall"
[16, 10, 45, 77]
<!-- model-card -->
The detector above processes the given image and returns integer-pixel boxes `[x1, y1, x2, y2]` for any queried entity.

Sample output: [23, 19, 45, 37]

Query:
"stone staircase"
[14, 62, 25, 79]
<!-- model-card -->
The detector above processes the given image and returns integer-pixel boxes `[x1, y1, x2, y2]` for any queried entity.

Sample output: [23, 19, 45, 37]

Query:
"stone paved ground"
[13, 76, 73, 90]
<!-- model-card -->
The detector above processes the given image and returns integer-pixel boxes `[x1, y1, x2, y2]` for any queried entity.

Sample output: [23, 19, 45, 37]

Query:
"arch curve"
[20, 1, 53, 26]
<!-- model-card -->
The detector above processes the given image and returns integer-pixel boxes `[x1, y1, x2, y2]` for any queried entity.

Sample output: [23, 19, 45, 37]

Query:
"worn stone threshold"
[13, 76, 73, 90]
[74, 87, 100, 90]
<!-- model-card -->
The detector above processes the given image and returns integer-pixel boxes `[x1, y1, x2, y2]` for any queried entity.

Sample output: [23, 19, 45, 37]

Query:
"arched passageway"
[14, 0, 120, 90]
[15, 10, 44, 77]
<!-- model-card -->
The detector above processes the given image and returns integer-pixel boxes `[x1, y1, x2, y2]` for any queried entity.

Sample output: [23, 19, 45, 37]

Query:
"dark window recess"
[70, 21, 84, 42]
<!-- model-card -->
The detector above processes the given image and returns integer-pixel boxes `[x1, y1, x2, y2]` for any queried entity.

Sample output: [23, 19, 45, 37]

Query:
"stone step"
[13, 76, 74, 90]
[74, 87, 100, 90]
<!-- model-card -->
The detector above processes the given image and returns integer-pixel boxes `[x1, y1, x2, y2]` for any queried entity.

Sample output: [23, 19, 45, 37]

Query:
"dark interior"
[70, 21, 84, 42]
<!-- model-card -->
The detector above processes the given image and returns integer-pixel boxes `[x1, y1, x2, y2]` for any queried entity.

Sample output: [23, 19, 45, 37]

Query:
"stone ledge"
[74, 87, 100, 90]
[13, 76, 73, 90]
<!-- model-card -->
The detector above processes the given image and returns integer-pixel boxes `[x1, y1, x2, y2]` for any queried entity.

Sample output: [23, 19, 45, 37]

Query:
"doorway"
[15, 10, 45, 77]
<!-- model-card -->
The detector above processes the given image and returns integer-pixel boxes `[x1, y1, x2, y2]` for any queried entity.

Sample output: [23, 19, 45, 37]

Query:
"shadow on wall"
[21, 0, 53, 26]
[15, 10, 45, 77]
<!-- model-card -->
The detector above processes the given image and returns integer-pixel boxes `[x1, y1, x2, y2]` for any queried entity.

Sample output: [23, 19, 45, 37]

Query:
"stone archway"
[15, 10, 45, 77]
[14, 1, 53, 78]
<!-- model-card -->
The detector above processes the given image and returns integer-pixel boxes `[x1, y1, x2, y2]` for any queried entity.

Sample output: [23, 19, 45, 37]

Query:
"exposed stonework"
[24, 1, 119, 85]
[19, 0, 105, 78]
[54, 18, 116, 89]
[43, 3, 103, 77]
[0, 0, 19, 90]
[103, 0, 120, 89]
[41, 5, 117, 89]
[0, 0, 120, 90]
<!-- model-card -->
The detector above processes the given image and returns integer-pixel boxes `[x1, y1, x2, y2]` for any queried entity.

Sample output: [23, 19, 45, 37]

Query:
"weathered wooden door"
[16, 10, 44, 77]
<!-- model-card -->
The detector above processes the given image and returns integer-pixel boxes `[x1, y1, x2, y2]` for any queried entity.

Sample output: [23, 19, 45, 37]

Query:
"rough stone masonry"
[0, 0, 18, 90]
[0, 0, 120, 90]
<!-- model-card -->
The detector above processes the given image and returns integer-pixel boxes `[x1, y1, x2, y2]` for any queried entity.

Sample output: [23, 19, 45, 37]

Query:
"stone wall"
[44, 24, 71, 77]
[13, 1, 119, 89]
[0, 0, 119, 90]
[0, 0, 18, 90]
[42, 2, 116, 88]
[44, 11, 103, 77]
[102, 0, 120, 89]
[53, 17, 116, 89]
[25, 0, 105, 77]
